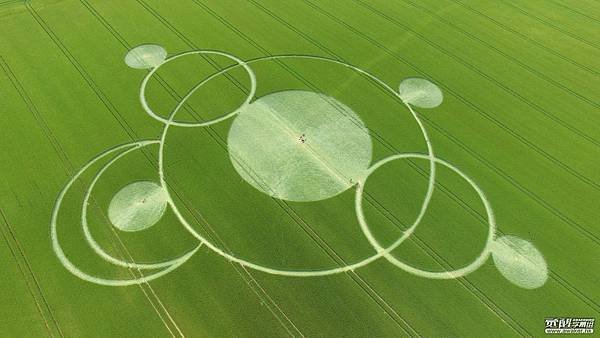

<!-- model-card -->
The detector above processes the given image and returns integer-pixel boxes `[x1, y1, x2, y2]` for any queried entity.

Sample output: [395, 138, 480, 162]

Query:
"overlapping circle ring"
[51, 44, 549, 290]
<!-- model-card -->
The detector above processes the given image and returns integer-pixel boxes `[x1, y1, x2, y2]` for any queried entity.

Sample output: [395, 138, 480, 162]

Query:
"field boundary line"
[502, 0, 600, 50]
[0, 55, 73, 174]
[449, 0, 599, 75]
[0, 209, 54, 336]
[0, 55, 70, 338]
[547, 0, 600, 23]
[0, 208, 64, 336]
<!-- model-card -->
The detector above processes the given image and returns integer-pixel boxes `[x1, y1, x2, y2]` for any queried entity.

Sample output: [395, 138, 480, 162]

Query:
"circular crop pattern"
[51, 45, 548, 289]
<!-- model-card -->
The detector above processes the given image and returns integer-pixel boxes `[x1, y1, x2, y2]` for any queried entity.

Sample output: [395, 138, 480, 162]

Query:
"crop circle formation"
[51, 44, 548, 288]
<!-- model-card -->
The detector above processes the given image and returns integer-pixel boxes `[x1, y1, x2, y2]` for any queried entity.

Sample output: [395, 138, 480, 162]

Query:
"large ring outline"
[140, 50, 257, 127]
[356, 153, 496, 279]
[157, 54, 439, 276]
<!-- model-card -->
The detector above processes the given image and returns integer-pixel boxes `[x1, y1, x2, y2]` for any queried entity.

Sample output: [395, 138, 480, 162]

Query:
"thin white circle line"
[157, 53, 437, 276]
[50, 140, 200, 286]
[140, 50, 257, 127]
[81, 142, 199, 270]
[356, 153, 496, 279]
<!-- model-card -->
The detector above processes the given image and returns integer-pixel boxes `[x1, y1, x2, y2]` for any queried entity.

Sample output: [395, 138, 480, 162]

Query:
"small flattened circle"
[399, 78, 443, 108]
[125, 44, 167, 69]
[108, 181, 168, 232]
[492, 235, 548, 289]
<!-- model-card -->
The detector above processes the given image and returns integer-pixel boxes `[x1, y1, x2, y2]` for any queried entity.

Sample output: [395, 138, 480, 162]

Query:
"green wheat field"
[1, 0, 598, 336]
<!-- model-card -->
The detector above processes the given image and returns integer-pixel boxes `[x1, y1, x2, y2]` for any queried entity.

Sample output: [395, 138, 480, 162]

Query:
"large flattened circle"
[227, 90, 372, 202]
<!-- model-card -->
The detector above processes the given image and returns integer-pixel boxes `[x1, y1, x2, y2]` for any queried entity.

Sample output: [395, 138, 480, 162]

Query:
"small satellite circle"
[492, 235, 548, 289]
[124, 44, 167, 69]
[399, 77, 443, 108]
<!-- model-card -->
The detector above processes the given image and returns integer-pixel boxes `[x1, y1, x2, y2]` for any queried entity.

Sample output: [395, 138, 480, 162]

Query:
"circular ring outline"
[50, 140, 200, 286]
[140, 50, 257, 127]
[158, 53, 438, 276]
[81, 141, 199, 270]
[356, 153, 496, 279]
